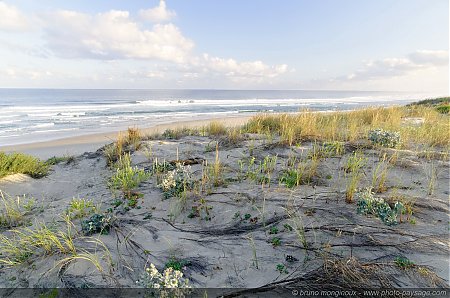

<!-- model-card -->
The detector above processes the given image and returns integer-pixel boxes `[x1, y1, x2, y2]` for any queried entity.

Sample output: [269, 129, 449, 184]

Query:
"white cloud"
[343, 50, 448, 81]
[40, 5, 289, 82]
[408, 50, 448, 66]
[1, 1, 290, 86]
[0, 2, 28, 31]
[139, 0, 176, 23]
[42, 9, 194, 63]
[0, 67, 53, 80]
[189, 54, 288, 80]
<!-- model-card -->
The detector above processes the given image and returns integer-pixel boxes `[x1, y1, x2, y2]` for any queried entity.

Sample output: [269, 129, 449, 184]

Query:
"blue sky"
[0, 0, 448, 92]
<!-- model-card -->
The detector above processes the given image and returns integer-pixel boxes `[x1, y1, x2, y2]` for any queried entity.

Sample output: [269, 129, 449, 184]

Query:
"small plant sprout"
[271, 237, 281, 247]
[394, 256, 415, 269]
[269, 226, 279, 234]
[345, 151, 367, 203]
[81, 213, 113, 235]
[246, 234, 259, 269]
[209, 143, 224, 187]
[66, 198, 97, 219]
[371, 153, 390, 193]
[0, 191, 34, 228]
[276, 264, 288, 274]
[109, 153, 150, 201]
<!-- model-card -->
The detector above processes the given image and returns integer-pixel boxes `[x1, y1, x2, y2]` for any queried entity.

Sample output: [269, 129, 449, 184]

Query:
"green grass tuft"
[0, 152, 49, 179]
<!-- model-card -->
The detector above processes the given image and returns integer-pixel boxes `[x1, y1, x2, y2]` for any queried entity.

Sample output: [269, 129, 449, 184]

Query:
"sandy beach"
[0, 103, 449, 294]
[0, 115, 252, 159]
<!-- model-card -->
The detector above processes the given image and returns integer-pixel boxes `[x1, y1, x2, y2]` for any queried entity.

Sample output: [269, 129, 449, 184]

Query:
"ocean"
[0, 89, 430, 147]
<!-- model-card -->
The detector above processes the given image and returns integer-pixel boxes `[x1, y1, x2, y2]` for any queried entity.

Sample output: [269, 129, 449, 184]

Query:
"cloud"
[408, 50, 448, 66]
[42, 9, 194, 63]
[139, 0, 176, 23]
[0, 67, 53, 80]
[0, 2, 29, 31]
[2, 1, 290, 85]
[342, 50, 448, 81]
[194, 54, 288, 79]
[39, 4, 289, 81]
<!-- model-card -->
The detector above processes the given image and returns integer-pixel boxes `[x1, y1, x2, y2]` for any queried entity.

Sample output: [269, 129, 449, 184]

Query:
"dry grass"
[0, 216, 111, 272]
[245, 106, 449, 148]
[0, 191, 34, 228]
[206, 121, 227, 136]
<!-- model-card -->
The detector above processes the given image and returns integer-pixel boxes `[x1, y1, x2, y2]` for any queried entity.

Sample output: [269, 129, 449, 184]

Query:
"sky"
[0, 0, 448, 92]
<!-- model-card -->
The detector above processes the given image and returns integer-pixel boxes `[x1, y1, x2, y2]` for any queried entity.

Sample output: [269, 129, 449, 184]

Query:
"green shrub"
[0, 152, 49, 178]
[436, 105, 450, 114]
[394, 256, 415, 269]
[81, 214, 112, 235]
[368, 129, 400, 148]
[356, 189, 404, 226]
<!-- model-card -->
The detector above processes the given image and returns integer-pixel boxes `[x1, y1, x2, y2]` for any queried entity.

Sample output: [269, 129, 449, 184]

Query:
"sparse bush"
[356, 189, 404, 226]
[162, 128, 198, 140]
[368, 129, 400, 148]
[0, 152, 49, 178]
[152, 158, 175, 173]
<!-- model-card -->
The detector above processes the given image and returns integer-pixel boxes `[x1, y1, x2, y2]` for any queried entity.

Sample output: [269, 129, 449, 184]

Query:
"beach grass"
[244, 105, 449, 148]
[0, 152, 49, 179]
[0, 191, 34, 228]
[0, 215, 111, 272]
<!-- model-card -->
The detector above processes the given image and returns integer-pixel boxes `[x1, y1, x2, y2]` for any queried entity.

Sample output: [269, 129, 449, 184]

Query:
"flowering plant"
[368, 129, 400, 148]
[159, 164, 193, 199]
[137, 263, 191, 289]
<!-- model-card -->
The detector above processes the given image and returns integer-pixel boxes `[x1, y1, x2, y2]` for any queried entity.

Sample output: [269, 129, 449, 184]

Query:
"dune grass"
[108, 153, 150, 200]
[0, 152, 49, 179]
[0, 215, 111, 272]
[244, 106, 449, 148]
[104, 127, 144, 165]
[0, 191, 34, 229]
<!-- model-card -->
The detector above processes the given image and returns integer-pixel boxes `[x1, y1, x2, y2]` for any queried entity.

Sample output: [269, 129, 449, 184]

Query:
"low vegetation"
[0, 152, 49, 179]
[244, 105, 449, 148]
[0, 191, 34, 228]
[0, 216, 110, 272]
[1, 100, 448, 290]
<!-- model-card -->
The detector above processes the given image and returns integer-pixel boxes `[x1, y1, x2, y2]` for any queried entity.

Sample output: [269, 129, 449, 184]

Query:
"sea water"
[0, 89, 430, 146]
